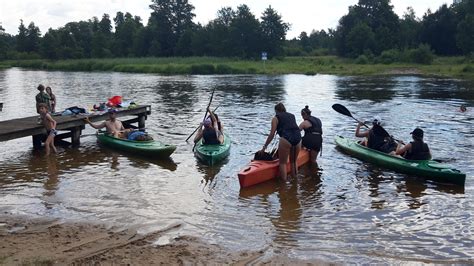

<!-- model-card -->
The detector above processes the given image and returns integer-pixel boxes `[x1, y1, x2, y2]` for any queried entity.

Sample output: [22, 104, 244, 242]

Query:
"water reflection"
[0, 68, 473, 263]
[335, 76, 397, 102]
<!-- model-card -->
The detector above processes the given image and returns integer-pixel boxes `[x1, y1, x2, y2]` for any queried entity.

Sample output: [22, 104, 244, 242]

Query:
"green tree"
[229, 4, 261, 58]
[260, 5, 289, 57]
[113, 12, 143, 56]
[149, 0, 195, 56]
[92, 14, 113, 58]
[26, 22, 41, 53]
[204, 7, 236, 56]
[420, 5, 460, 55]
[456, 14, 474, 54]
[40, 28, 59, 59]
[335, 0, 400, 57]
[399, 7, 421, 49]
[16, 19, 28, 52]
[346, 22, 375, 57]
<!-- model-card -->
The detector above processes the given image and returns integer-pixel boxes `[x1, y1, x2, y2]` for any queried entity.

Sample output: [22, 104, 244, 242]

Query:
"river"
[0, 68, 472, 263]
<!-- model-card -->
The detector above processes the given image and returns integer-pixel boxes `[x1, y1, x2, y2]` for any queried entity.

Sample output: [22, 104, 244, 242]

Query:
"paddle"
[186, 88, 217, 142]
[332, 103, 392, 138]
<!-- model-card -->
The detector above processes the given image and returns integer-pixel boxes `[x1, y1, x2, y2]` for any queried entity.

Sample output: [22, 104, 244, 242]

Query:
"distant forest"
[0, 0, 473, 61]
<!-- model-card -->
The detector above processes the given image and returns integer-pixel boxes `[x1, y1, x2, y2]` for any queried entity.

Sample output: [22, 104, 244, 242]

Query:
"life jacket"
[367, 125, 386, 151]
[404, 140, 431, 160]
[203, 127, 220, 145]
[304, 116, 323, 135]
[276, 112, 299, 137]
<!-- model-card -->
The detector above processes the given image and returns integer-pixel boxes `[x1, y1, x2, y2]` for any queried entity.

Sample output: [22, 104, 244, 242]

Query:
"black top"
[202, 127, 220, 145]
[404, 140, 431, 160]
[367, 125, 387, 151]
[304, 116, 323, 135]
[275, 112, 299, 137]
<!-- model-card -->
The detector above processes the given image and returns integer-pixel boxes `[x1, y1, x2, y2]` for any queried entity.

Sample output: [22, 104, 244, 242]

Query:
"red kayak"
[238, 149, 310, 188]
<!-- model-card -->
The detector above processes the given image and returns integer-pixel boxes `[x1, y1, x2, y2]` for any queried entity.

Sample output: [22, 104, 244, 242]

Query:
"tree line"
[0, 0, 473, 62]
[0, 1, 288, 60]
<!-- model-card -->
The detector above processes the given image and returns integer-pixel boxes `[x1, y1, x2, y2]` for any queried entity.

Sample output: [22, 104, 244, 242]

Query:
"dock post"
[71, 126, 81, 147]
[138, 115, 146, 129]
[32, 134, 43, 149]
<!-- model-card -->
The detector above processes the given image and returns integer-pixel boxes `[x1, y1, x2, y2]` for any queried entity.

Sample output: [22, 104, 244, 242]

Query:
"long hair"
[275, 102, 286, 113]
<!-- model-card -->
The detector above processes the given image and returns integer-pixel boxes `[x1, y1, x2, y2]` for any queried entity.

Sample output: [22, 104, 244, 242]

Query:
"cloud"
[1, 0, 451, 38]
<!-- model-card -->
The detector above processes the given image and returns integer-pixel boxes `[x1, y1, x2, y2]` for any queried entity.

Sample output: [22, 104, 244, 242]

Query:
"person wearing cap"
[194, 107, 224, 145]
[355, 116, 388, 152]
[395, 128, 431, 160]
[84, 109, 131, 138]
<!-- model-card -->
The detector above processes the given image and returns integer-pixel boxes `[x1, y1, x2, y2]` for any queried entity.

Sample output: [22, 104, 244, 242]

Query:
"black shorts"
[302, 133, 322, 151]
[281, 130, 301, 146]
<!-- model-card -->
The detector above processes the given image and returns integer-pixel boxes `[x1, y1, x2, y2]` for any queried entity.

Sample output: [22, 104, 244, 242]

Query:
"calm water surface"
[0, 68, 473, 263]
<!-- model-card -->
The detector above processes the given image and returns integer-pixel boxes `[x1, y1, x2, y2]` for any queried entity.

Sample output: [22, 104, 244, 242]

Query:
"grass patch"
[0, 56, 473, 80]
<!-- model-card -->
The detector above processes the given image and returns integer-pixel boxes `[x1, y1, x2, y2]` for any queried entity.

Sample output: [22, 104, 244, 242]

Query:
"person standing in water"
[259, 103, 301, 181]
[299, 105, 323, 163]
[38, 103, 57, 155]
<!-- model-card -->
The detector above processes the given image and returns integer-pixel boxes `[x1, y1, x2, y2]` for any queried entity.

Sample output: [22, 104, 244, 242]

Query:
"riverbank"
[0, 214, 326, 265]
[1, 56, 473, 80]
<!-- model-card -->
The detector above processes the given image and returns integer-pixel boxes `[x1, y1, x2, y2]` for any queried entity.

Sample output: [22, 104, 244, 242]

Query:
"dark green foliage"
[190, 64, 215, 74]
[408, 44, 434, 64]
[462, 64, 474, 72]
[355, 54, 369, 64]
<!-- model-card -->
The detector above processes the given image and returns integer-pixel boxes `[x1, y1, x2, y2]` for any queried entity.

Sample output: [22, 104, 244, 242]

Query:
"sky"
[0, 0, 451, 39]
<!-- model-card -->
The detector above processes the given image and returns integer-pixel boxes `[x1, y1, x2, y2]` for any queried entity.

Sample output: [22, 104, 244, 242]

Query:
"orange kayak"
[238, 149, 310, 188]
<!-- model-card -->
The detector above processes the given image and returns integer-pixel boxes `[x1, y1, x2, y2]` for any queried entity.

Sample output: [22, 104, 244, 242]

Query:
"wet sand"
[0, 214, 329, 265]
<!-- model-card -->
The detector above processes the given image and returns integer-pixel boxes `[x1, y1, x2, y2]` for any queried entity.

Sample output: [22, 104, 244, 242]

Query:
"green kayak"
[335, 135, 466, 185]
[194, 133, 231, 165]
[97, 132, 176, 159]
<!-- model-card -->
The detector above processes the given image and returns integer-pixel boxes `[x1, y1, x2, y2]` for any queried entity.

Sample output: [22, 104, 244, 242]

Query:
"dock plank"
[0, 105, 151, 142]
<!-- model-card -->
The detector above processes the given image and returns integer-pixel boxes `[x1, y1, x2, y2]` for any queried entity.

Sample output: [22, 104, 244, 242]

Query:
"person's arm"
[260, 117, 278, 152]
[45, 114, 56, 129]
[395, 142, 411, 156]
[207, 107, 219, 129]
[355, 122, 369, 137]
[84, 117, 106, 129]
[299, 120, 311, 131]
[194, 124, 204, 143]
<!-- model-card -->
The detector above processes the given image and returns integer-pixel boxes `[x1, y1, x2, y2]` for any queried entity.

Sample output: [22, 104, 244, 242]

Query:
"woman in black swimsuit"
[299, 105, 323, 163]
[259, 103, 301, 181]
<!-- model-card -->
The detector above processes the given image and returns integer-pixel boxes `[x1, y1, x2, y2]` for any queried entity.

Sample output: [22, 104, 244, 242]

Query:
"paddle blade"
[332, 103, 353, 118]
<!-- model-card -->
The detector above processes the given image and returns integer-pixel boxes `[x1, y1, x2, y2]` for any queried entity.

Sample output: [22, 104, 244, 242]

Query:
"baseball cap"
[410, 128, 424, 138]
[108, 108, 118, 114]
[372, 116, 382, 126]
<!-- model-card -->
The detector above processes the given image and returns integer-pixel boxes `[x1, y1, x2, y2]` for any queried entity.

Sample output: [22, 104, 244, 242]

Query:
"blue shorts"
[47, 129, 57, 136]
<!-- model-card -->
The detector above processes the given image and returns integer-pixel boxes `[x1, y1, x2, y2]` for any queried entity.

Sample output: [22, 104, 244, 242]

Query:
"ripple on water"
[0, 69, 473, 263]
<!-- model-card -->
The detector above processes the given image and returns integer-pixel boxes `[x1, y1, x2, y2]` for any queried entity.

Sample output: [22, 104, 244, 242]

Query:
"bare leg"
[289, 142, 301, 178]
[278, 138, 291, 181]
[44, 135, 52, 155]
[50, 136, 57, 153]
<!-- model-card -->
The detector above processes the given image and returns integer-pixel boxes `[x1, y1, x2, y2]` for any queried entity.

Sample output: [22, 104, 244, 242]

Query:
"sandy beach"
[0, 214, 328, 265]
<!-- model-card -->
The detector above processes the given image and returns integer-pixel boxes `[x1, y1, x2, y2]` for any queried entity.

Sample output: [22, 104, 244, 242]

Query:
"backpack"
[254, 151, 274, 161]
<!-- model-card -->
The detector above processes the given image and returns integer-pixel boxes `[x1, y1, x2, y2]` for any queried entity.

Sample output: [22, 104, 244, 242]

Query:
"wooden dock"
[0, 105, 151, 148]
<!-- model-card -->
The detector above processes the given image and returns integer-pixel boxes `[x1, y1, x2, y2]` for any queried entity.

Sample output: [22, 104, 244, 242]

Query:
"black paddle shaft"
[332, 103, 395, 139]
[186, 88, 217, 142]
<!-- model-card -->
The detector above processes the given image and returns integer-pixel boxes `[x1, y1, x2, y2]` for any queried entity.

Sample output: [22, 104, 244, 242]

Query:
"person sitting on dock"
[38, 103, 57, 155]
[84, 109, 131, 138]
[395, 128, 431, 160]
[355, 117, 388, 152]
[194, 107, 224, 145]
